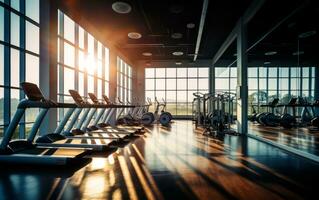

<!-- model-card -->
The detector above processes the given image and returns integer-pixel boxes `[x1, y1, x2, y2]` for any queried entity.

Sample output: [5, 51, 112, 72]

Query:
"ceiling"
[219, 0, 319, 67]
[57, 0, 252, 63]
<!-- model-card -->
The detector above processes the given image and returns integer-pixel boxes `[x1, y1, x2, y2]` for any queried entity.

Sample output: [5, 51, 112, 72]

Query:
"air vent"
[112, 2, 132, 14]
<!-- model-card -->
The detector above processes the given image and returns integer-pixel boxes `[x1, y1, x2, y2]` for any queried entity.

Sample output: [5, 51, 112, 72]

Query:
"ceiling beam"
[212, 0, 266, 65]
[193, 0, 209, 61]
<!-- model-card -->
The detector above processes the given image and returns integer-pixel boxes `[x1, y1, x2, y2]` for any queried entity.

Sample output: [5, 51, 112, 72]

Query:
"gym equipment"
[0, 82, 92, 166]
[154, 97, 172, 126]
[192, 91, 237, 137]
[19, 84, 123, 151]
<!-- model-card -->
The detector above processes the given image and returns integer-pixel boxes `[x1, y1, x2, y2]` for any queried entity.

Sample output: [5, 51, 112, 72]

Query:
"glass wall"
[57, 10, 110, 121]
[0, 0, 40, 138]
[247, 67, 315, 114]
[145, 67, 209, 116]
[117, 57, 132, 103]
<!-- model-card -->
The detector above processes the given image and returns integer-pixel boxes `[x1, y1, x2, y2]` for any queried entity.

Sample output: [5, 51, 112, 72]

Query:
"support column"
[108, 50, 118, 125]
[39, 0, 58, 134]
[209, 65, 215, 94]
[133, 65, 145, 105]
[236, 18, 248, 134]
[314, 67, 319, 100]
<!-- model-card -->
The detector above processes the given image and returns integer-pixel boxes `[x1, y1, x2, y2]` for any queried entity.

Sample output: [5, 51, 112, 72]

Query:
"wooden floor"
[1, 120, 319, 200]
[249, 122, 319, 156]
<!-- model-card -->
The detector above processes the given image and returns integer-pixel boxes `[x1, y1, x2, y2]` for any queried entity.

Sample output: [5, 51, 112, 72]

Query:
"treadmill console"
[21, 82, 45, 101]
[88, 93, 100, 104]
[69, 90, 86, 104]
[102, 95, 112, 105]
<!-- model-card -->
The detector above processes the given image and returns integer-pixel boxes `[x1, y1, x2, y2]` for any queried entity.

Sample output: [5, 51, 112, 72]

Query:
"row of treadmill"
[0, 82, 148, 167]
[249, 97, 319, 130]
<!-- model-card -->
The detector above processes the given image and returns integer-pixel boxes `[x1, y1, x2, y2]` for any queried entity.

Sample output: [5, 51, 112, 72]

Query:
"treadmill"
[18, 83, 121, 151]
[0, 83, 92, 166]
[53, 90, 137, 141]
[96, 95, 145, 133]
[86, 93, 144, 135]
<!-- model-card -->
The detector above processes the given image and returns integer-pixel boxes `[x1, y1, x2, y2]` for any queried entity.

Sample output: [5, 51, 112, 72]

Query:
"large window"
[0, 0, 40, 139]
[145, 67, 209, 116]
[117, 57, 132, 103]
[57, 10, 110, 121]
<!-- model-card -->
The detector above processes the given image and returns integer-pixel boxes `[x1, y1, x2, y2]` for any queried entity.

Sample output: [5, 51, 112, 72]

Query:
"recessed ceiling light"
[171, 33, 183, 39]
[298, 30, 317, 39]
[264, 61, 271, 65]
[292, 51, 304, 56]
[186, 23, 195, 29]
[112, 2, 132, 14]
[169, 4, 184, 14]
[142, 52, 152, 56]
[175, 61, 182, 65]
[264, 51, 277, 56]
[172, 51, 183, 56]
[128, 32, 142, 39]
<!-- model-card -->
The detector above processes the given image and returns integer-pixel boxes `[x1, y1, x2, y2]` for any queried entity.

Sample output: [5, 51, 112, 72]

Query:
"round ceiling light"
[172, 51, 184, 56]
[264, 61, 271, 65]
[298, 30, 317, 39]
[112, 2, 132, 14]
[175, 61, 182, 65]
[142, 52, 152, 56]
[292, 51, 304, 56]
[264, 51, 277, 56]
[145, 61, 151, 66]
[186, 23, 195, 29]
[171, 33, 183, 39]
[128, 32, 142, 39]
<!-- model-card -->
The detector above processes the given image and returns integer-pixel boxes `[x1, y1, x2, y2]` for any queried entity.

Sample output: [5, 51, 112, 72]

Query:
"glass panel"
[97, 60, 102, 78]
[79, 26, 85, 49]
[26, 54, 39, 85]
[26, 108, 39, 123]
[79, 72, 84, 96]
[104, 81, 109, 96]
[188, 79, 197, 90]
[26, 0, 40, 23]
[156, 68, 165, 78]
[166, 68, 176, 78]
[268, 78, 277, 90]
[279, 78, 289, 90]
[11, 0, 20, 11]
[26, 21, 40, 54]
[63, 14, 75, 43]
[177, 79, 187, 90]
[177, 91, 187, 102]
[155, 91, 165, 100]
[0, 45, 3, 85]
[88, 75, 94, 93]
[279, 68, 289, 77]
[78, 50, 85, 71]
[97, 79, 102, 98]
[248, 79, 258, 90]
[166, 79, 176, 90]
[268, 67, 277, 77]
[302, 67, 309, 77]
[145, 79, 154, 90]
[216, 78, 229, 90]
[105, 48, 109, 80]
[177, 68, 187, 77]
[11, 48, 19, 87]
[0, 87, 3, 127]
[88, 34, 94, 54]
[156, 79, 165, 90]
[64, 42, 75, 67]
[198, 79, 208, 90]
[11, 89, 20, 119]
[188, 68, 197, 77]
[166, 91, 176, 102]
[97, 42, 102, 59]
[145, 68, 154, 78]
[63, 67, 74, 94]
[259, 67, 267, 77]
[230, 67, 237, 77]
[0, 7, 3, 41]
[215, 67, 229, 77]
[259, 78, 267, 90]
[198, 68, 209, 77]
[11, 13, 20, 47]
[248, 67, 257, 77]
[230, 78, 237, 90]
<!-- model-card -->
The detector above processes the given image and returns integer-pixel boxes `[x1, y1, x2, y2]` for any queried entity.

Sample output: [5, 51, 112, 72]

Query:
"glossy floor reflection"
[249, 122, 319, 156]
[1, 120, 319, 200]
